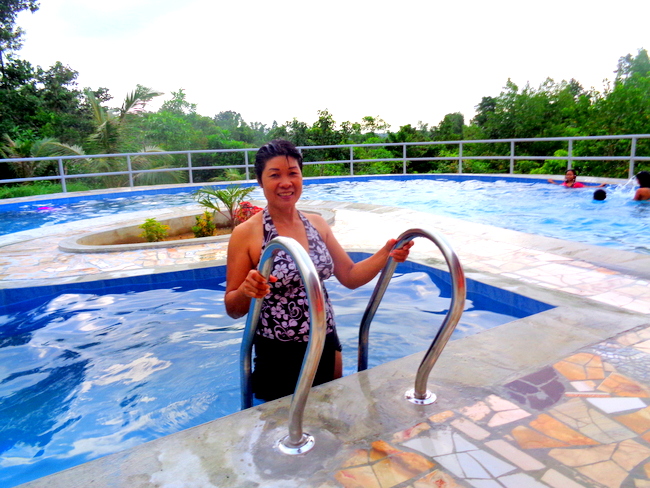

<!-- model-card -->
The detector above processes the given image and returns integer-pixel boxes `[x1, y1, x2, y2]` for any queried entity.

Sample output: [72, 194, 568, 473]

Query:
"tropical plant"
[139, 218, 169, 242]
[193, 184, 256, 229]
[191, 210, 217, 238]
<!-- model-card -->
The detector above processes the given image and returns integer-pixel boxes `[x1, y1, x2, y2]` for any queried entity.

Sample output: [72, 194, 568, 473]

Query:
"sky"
[15, 0, 650, 131]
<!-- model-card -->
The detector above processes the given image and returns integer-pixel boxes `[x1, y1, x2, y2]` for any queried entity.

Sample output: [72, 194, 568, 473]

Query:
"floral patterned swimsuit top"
[257, 207, 336, 342]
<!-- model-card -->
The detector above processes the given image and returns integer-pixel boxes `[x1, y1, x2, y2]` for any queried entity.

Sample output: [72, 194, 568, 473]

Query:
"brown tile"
[615, 406, 650, 434]
[528, 414, 600, 446]
[391, 423, 431, 443]
[598, 373, 650, 398]
[341, 449, 370, 468]
[412, 469, 460, 487]
[372, 452, 435, 488]
[429, 411, 454, 423]
[335, 465, 381, 488]
[511, 425, 572, 449]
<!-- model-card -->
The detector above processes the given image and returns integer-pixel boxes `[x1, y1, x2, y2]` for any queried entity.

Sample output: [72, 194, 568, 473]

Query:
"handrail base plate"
[405, 388, 437, 405]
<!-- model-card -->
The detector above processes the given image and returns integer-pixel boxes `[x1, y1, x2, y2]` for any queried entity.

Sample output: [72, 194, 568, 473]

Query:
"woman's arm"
[310, 215, 413, 289]
[225, 218, 273, 319]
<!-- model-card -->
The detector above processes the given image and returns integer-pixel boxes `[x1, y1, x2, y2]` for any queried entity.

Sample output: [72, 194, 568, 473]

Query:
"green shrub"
[192, 210, 217, 237]
[139, 218, 170, 242]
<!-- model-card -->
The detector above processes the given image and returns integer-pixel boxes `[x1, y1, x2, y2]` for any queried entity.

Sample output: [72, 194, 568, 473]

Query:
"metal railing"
[1, 134, 649, 192]
[240, 236, 326, 455]
[357, 229, 466, 405]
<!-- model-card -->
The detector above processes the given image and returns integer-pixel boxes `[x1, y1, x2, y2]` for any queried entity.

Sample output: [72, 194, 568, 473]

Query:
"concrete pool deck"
[2, 195, 650, 488]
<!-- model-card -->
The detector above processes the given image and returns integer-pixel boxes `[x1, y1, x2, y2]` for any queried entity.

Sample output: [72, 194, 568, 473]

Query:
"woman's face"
[565, 170, 577, 182]
[259, 155, 303, 208]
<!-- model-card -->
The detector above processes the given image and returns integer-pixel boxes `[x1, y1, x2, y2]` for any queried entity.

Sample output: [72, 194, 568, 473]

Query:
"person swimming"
[634, 171, 650, 201]
[548, 169, 606, 189]
[593, 189, 607, 201]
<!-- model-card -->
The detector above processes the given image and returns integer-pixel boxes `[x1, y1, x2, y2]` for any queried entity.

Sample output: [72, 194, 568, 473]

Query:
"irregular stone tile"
[589, 397, 647, 414]
[468, 449, 516, 477]
[460, 401, 491, 422]
[528, 414, 600, 446]
[570, 380, 597, 392]
[391, 423, 431, 443]
[505, 367, 566, 410]
[341, 449, 370, 468]
[456, 452, 490, 478]
[598, 373, 650, 397]
[485, 395, 522, 412]
[644, 461, 650, 478]
[372, 451, 435, 487]
[576, 460, 629, 488]
[633, 339, 650, 355]
[548, 443, 616, 466]
[450, 418, 490, 440]
[612, 439, 650, 471]
[511, 425, 571, 449]
[487, 409, 531, 427]
[615, 406, 650, 434]
[412, 469, 460, 487]
[463, 480, 502, 488]
[554, 353, 604, 381]
[402, 427, 455, 457]
[429, 411, 455, 423]
[540, 468, 588, 488]
[634, 479, 650, 488]
[484, 439, 545, 471]
[498, 472, 550, 488]
[551, 398, 635, 443]
[335, 465, 381, 488]
[370, 440, 402, 461]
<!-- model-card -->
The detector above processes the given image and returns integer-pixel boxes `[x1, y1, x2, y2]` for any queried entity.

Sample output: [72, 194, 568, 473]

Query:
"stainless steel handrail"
[357, 228, 466, 405]
[239, 236, 327, 455]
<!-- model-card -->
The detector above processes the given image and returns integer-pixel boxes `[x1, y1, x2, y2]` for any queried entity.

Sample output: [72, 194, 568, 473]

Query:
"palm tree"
[0, 134, 83, 180]
[77, 86, 186, 188]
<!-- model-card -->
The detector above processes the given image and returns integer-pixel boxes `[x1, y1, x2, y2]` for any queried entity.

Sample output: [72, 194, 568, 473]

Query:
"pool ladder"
[240, 228, 466, 454]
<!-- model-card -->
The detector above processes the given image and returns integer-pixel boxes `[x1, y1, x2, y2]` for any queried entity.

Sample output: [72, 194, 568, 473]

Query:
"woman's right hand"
[239, 269, 277, 299]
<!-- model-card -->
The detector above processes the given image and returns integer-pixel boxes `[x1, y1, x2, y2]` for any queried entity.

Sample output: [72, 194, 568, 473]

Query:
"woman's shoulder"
[231, 211, 264, 240]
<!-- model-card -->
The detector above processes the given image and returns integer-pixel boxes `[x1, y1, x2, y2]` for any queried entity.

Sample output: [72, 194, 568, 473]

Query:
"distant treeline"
[1, 1, 649, 186]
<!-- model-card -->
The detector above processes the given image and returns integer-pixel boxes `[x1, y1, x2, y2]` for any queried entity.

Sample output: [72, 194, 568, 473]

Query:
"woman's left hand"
[387, 239, 414, 263]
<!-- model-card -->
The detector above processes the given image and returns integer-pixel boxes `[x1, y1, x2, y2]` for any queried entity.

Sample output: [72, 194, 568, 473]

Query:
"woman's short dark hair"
[566, 169, 578, 177]
[255, 139, 303, 181]
[637, 171, 650, 188]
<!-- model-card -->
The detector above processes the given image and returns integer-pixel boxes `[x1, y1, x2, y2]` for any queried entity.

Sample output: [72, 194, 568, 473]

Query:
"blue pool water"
[0, 175, 647, 253]
[0, 256, 553, 487]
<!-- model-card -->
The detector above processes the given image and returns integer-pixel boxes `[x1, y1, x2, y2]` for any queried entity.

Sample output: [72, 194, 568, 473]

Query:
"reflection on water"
[0, 265, 549, 487]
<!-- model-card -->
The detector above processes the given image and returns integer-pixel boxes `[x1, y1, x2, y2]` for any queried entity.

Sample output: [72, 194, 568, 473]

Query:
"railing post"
[458, 142, 463, 174]
[402, 144, 407, 174]
[187, 153, 193, 184]
[245, 151, 250, 181]
[350, 146, 354, 176]
[630, 137, 637, 179]
[568, 140, 573, 171]
[509, 141, 515, 174]
[126, 155, 134, 187]
[57, 158, 67, 193]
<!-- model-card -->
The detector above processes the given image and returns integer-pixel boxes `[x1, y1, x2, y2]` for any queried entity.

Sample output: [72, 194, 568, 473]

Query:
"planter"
[58, 206, 335, 253]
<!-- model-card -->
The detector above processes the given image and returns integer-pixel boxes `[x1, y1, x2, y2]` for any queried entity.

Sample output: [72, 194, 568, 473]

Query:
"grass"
[0, 181, 97, 199]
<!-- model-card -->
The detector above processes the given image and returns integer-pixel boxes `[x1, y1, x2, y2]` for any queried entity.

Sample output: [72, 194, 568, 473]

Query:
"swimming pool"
[0, 175, 646, 253]
[0, 256, 553, 487]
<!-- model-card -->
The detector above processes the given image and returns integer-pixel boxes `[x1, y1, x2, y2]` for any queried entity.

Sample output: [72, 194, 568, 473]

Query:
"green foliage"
[0, 180, 94, 199]
[193, 184, 256, 229]
[191, 210, 216, 238]
[139, 218, 169, 242]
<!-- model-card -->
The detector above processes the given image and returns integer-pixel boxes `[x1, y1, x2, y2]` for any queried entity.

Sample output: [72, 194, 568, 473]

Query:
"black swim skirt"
[252, 332, 342, 402]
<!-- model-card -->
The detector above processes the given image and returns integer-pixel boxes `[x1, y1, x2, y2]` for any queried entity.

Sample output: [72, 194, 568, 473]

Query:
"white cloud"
[15, 0, 650, 129]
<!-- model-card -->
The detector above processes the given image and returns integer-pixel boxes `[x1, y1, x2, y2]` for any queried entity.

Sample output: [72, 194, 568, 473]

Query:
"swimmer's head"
[637, 171, 650, 188]
[565, 169, 578, 181]
[255, 139, 303, 182]
[593, 189, 607, 201]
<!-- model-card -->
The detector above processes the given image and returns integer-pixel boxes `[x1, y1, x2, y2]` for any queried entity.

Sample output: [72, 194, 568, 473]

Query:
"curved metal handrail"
[357, 228, 466, 404]
[240, 236, 327, 455]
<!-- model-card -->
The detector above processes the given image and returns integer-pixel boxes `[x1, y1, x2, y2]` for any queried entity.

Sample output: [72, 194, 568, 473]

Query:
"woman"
[225, 139, 413, 402]
[548, 169, 605, 188]
[634, 171, 650, 201]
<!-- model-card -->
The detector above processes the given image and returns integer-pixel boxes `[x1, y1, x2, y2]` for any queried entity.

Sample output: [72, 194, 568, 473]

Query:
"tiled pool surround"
[2, 183, 650, 487]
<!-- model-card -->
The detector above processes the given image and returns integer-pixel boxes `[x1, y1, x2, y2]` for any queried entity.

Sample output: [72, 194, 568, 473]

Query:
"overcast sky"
[16, 0, 650, 131]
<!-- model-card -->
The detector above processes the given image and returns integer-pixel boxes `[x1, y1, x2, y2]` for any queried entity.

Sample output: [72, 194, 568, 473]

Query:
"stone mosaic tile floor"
[327, 324, 650, 488]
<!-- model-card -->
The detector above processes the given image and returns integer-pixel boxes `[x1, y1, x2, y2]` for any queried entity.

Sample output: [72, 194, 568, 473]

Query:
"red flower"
[234, 201, 262, 224]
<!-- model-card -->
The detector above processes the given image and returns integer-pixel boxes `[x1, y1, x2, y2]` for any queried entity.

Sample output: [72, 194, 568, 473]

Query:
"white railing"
[1, 134, 649, 192]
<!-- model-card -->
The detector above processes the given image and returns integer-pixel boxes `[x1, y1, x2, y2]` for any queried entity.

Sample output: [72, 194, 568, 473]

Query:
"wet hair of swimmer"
[637, 171, 650, 188]
[593, 189, 607, 201]
[255, 139, 303, 182]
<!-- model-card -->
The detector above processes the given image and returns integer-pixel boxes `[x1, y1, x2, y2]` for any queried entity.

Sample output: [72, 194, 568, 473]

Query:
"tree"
[0, 0, 39, 82]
